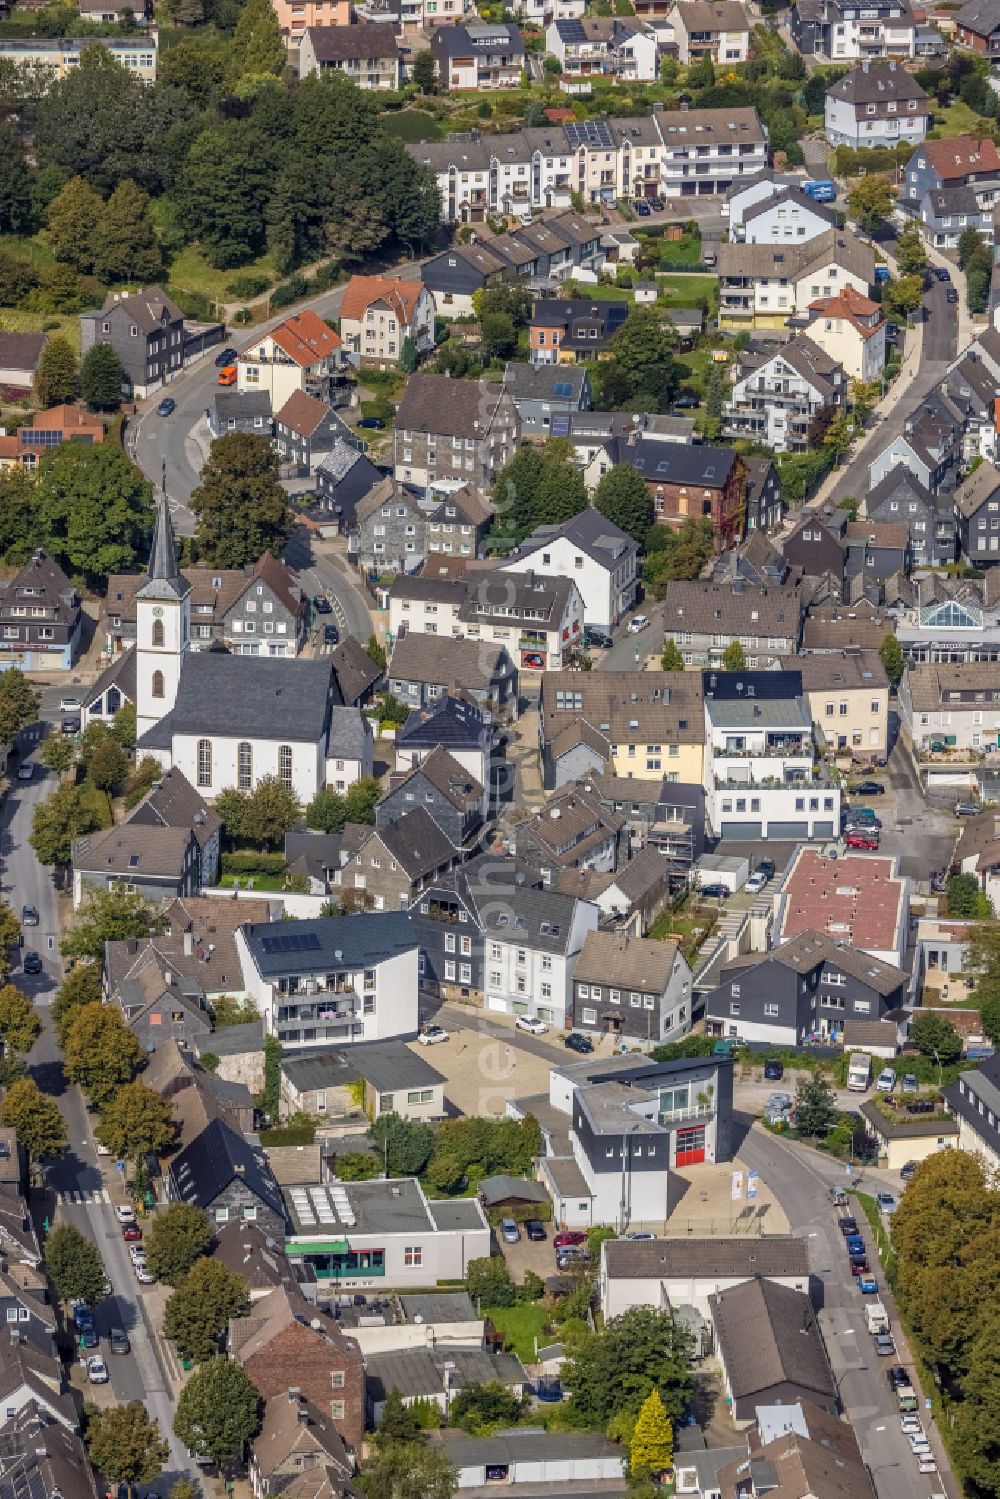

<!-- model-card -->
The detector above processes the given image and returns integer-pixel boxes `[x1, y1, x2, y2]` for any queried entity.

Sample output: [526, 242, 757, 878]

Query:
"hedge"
[221, 851, 287, 875]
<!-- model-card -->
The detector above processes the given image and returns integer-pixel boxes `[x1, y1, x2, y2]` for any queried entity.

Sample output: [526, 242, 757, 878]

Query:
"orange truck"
[217, 365, 237, 386]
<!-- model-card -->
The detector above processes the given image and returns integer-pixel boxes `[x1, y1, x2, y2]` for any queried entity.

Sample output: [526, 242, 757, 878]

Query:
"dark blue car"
[846, 1235, 865, 1256]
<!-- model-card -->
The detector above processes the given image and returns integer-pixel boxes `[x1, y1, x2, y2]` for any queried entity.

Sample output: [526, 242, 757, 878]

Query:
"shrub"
[220, 851, 287, 876]
[226, 273, 271, 298]
[270, 275, 308, 308]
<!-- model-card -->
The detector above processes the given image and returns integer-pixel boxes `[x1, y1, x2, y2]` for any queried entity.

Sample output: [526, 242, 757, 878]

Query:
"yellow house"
[540, 670, 705, 786]
[237, 310, 344, 410]
[717, 230, 875, 334]
[785, 649, 890, 764]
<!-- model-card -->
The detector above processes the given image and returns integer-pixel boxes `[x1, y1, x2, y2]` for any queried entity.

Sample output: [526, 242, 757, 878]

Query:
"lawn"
[651, 232, 703, 267]
[675, 346, 720, 397]
[0, 233, 55, 270]
[930, 98, 989, 138]
[655, 273, 718, 311]
[381, 110, 444, 143]
[648, 903, 717, 963]
[218, 871, 290, 892]
[0, 309, 81, 353]
[165, 240, 279, 304]
[483, 1302, 551, 1362]
[562, 280, 633, 301]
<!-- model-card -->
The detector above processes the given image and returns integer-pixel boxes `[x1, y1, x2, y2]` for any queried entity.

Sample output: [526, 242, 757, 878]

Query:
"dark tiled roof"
[367, 807, 458, 879]
[170, 1117, 286, 1219]
[331, 635, 383, 705]
[394, 374, 513, 440]
[710, 1279, 835, 1403]
[304, 21, 400, 58]
[136, 654, 339, 746]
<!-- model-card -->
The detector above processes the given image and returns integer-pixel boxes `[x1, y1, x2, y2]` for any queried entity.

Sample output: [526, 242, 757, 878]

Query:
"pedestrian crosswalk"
[55, 1188, 110, 1205]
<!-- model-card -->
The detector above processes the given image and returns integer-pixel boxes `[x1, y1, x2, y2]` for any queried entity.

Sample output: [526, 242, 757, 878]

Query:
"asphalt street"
[2, 729, 193, 1490]
[739, 1125, 956, 1499]
[283, 530, 373, 646]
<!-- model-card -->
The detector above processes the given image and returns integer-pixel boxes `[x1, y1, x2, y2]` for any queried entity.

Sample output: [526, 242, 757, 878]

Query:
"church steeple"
[135, 482, 191, 744]
[137, 488, 190, 602]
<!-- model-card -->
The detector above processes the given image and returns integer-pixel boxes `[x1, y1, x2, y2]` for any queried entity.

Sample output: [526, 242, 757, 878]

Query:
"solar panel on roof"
[559, 18, 587, 41]
[259, 931, 323, 955]
[550, 415, 571, 437]
[553, 381, 574, 398]
[564, 119, 613, 150]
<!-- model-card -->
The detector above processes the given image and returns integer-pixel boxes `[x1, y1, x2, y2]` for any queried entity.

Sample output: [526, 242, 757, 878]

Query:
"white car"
[516, 1015, 547, 1036]
[745, 871, 768, 895]
[128, 1243, 147, 1266]
[59, 696, 80, 713]
[86, 1354, 109, 1385]
[917, 1457, 938, 1475]
[116, 1204, 135, 1225]
[909, 1437, 931, 1454]
[627, 615, 650, 635]
[876, 1068, 896, 1092]
[900, 1417, 923, 1436]
[134, 1263, 154, 1285]
[16, 762, 33, 781]
[417, 1024, 449, 1046]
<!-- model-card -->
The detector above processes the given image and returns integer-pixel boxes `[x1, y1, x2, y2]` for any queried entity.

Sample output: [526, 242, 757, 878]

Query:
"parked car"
[109, 1328, 130, 1355]
[552, 1230, 587, 1249]
[698, 883, 729, 899]
[87, 1354, 109, 1385]
[901, 1074, 918, 1094]
[128, 1243, 147, 1266]
[525, 1220, 546, 1242]
[16, 762, 33, 781]
[955, 801, 981, 816]
[900, 1160, 919, 1182]
[59, 696, 80, 713]
[356, 416, 386, 430]
[877, 1192, 897, 1214]
[846, 833, 879, 850]
[849, 1255, 870, 1276]
[116, 1204, 136, 1224]
[214, 346, 238, 368]
[20, 905, 38, 927]
[844, 811, 881, 829]
[500, 1219, 520, 1244]
[556, 1246, 592, 1268]
[874, 1333, 896, 1356]
[516, 1015, 548, 1036]
[846, 1234, 866, 1255]
[583, 628, 613, 650]
[935, 266, 951, 282]
[623, 1230, 655, 1240]
[134, 1263, 154, 1284]
[839, 1216, 859, 1237]
[636, 201, 651, 216]
[156, 398, 176, 417]
[916, 1456, 938, 1474]
[61, 715, 81, 734]
[564, 1032, 594, 1054]
[313, 596, 332, 614]
[947, 287, 959, 304]
[851, 780, 885, 795]
[763, 1059, 783, 1081]
[766, 1092, 792, 1112]
[887, 1365, 909, 1390]
[22, 952, 41, 975]
[122, 1224, 143, 1242]
[859, 1273, 879, 1294]
[418, 1024, 449, 1046]
[745, 870, 769, 895]
[673, 394, 699, 410]
[323, 624, 339, 645]
[627, 614, 650, 634]
[876, 1068, 896, 1092]
[757, 858, 776, 880]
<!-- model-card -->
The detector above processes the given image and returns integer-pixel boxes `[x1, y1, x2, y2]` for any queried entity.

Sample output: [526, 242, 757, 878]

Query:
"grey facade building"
[125, 764, 222, 889]
[571, 929, 692, 1046]
[315, 442, 383, 535]
[956, 458, 1000, 566]
[72, 824, 202, 904]
[351, 478, 430, 573]
[376, 745, 485, 849]
[867, 465, 956, 568]
[209, 389, 273, 440]
[387, 631, 517, 715]
[80, 287, 185, 399]
[274, 391, 360, 477]
[334, 808, 462, 912]
[661, 580, 802, 667]
[0, 548, 82, 673]
[394, 373, 519, 493]
[168, 1117, 287, 1237]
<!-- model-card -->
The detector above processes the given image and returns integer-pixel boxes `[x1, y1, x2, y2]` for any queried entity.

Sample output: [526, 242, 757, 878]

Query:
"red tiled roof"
[918, 137, 1000, 180]
[544, 107, 575, 122]
[340, 275, 424, 327]
[778, 848, 907, 956]
[265, 310, 341, 367]
[808, 285, 884, 339]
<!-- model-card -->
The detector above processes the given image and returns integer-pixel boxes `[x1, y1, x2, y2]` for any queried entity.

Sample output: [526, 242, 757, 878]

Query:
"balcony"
[712, 736, 813, 758]
[714, 771, 837, 790]
[658, 1101, 714, 1125]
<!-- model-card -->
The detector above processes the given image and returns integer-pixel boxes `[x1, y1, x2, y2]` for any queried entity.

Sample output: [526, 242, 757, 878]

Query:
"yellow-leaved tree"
[629, 1388, 674, 1480]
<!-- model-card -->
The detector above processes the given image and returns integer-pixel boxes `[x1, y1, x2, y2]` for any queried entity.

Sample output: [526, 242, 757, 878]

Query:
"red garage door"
[675, 1126, 706, 1167]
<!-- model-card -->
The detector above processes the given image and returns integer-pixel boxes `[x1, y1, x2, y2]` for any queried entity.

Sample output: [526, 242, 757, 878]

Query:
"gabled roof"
[363, 807, 458, 880]
[95, 286, 183, 331]
[670, 0, 750, 29]
[574, 928, 678, 991]
[171, 1117, 286, 1220]
[126, 765, 221, 849]
[509, 505, 637, 570]
[917, 136, 1000, 180]
[826, 59, 928, 104]
[742, 186, 838, 230]
[330, 635, 383, 706]
[763, 927, 906, 996]
[0, 332, 45, 375]
[304, 19, 400, 58]
[390, 744, 484, 812]
[620, 435, 737, 489]
[73, 824, 195, 879]
[1, 548, 78, 627]
[955, 457, 1000, 517]
[389, 631, 511, 692]
[398, 694, 490, 752]
[710, 1279, 835, 1404]
[341, 275, 425, 326]
[136, 654, 339, 749]
[253, 1392, 352, 1482]
[957, 0, 1000, 32]
[265, 309, 342, 367]
[276, 390, 339, 440]
[394, 373, 513, 440]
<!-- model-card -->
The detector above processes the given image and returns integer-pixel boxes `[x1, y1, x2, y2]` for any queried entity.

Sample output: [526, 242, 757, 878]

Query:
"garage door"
[543, 1462, 574, 1482]
[675, 1125, 706, 1167]
[720, 821, 762, 839]
[813, 821, 834, 838]
[513, 1462, 544, 1484]
[767, 821, 809, 839]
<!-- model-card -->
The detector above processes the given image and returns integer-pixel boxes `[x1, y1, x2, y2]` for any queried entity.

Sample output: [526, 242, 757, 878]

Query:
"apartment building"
[271, 0, 349, 40]
[430, 21, 524, 87]
[825, 59, 930, 148]
[724, 335, 846, 454]
[791, 0, 918, 58]
[339, 276, 434, 370]
[802, 286, 887, 382]
[393, 373, 519, 492]
[900, 660, 1000, 753]
[539, 670, 706, 786]
[733, 187, 838, 247]
[616, 437, 747, 547]
[528, 298, 628, 364]
[718, 230, 876, 332]
[297, 23, 403, 87]
[502, 506, 638, 632]
[388, 570, 584, 672]
[955, 0, 1000, 58]
[0, 34, 157, 80]
[545, 16, 660, 82]
[80, 287, 184, 400]
[665, 0, 750, 62]
[662, 581, 802, 667]
[237, 310, 345, 409]
[903, 136, 1000, 246]
[787, 649, 890, 761]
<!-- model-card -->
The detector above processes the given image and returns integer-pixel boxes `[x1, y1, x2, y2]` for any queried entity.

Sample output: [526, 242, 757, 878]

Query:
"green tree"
[86, 1403, 169, 1498]
[0, 122, 34, 236]
[604, 305, 679, 410]
[0, 904, 19, 985]
[450, 1382, 523, 1433]
[97, 1082, 174, 1166]
[562, 1306, 692, 1424]
[241, 775, 301, 848]
[367, 634, 387, 671]
[879, 633, 905, 688]
[91, 179, 161, 283]
[0, 468, 39, 568]
[822, 410, 851, 463]
[112, 702, 137, 751]
[79, 344, 124, 411]
[0, 985, 41, 1057]
[164, 1258, 251, 1363]
[378, 1389, 420, 1444]
[52, 962, 102, 1046]
[262, 1035, 281, 1118]
[399, 335, 418, 374]
[86, 731, 129, 794]
[793, 1071, 837, 1138]
[35, 337, 79, 407]
[641, 518, 714, 598]
[594, 466, 654, 543]
[45, 175, 101, 272]
[629, 1389, 674, 1479]
[703, 361, 725, 443]
[465, 1256, 516, 1308]
[493, 441, 586, 542]
[370, 1113, 434, 1177]
[36, 443, 153, 588]
[306, 787, 348, 834]
[882, 274, 924, 320]
[191, 433, 291, 567]
[0, 671, 40, 741]
[233, 0, 287, 81]
[661, 640, 685, 671]
[40, 733, 75, 776]
[63, 1002, 144, 1109]
[62, 886, 163, 964]
[966, 242, 994, 315]
[412, 49, 436, 92]
[173, 1358, 261, 1465]
[981, 991, 1000, 1047]
[30, 784, 99, 872]
[946, 872, 992, 920]
[358, 1438, 455, 1499]
[958, 225, 987, 271]
[2, 1077, 67, 1165]
[895, 222, 928, 278]
[179, 122, 274, 269]
[847, 174, 895, 234]
[45, 1221, 105, 1304]
[335, 1152, 381, 1181]
[344, 776, 381, 827]
[910, 1012, 962, 1065]
[481, 312, 517, 362]
[721, 640, 745, 672]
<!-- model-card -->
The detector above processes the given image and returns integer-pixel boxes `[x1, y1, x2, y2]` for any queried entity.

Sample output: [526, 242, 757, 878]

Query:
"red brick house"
[613, 434, 746, 549]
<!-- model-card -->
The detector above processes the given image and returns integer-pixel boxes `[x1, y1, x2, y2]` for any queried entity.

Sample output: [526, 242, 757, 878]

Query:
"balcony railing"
[658, 1102, 714, 1125]
[713, 772, 836, 790]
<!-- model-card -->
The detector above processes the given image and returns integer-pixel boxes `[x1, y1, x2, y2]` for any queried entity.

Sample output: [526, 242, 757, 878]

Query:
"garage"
[812, 821, 835, 838]
[441, 1432, 627, 1487]
[675, 1125, 706, 1167]
[766, 821, 809, 840]
[719, 822, 762, 840]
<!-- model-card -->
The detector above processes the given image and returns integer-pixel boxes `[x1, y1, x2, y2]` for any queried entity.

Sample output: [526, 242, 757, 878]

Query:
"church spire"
[137, 485, 190, 602]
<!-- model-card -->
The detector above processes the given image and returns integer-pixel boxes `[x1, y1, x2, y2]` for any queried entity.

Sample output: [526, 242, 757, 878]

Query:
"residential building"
[0, 1341, 76, 1430]
[824, 59, 929, 147]
[377, 745, 486, 848]
[273, 392, 358, 478]
[283, 1174, 490, 1289]
[859, 1095, 960, 1167]
[330, 636, 383, 710]
[236, 912, 421, 1048]
[237, 310, 345, 409]
[868, 393, 963, 495]
[80, 286, 184, 399]
[744, 457, 785, 534]
[339, 276, 434, 370]
[956, 457, 1000, 565]
[145, 1041, 254, 1148]
[724, 171, 813, 233]
[72, 824, 202, 906]
[168, 1116, 286, 1239]
[422, 239, 514, 313]
[844, 518, 911, 582]
[662, 581, 802, 668]
[0, 332, 45, 392]
[393, 373, 519, 493]
[387, 568, 584, 673]
[540, 669, 706, 786]
[944, 1053, 1000, 1170]
[666, 0, 750, 62]
[503, 362, 592, 437]
[802, 600, 895, 653]
[366, 1346, 526, 1425]
[513, 214, 606, 280]
[501, 506, 638, 631]
[615, 437, 746, 546]
[333, 808, 461, 913]
[270, 0, 350, 42]
[732, 186, 838, 246]
[571, 929, 692, 1045]
[919, 183, 996, 247]
[476, 883, 597, 1026]
[350, 479, 429, 574]
[544, 16, 660, 83]
[717, 231, 876, 332]
[704, 928, 908, 1046]
[0, 33, 157, 80]
[279, 1041, 446, 1123]
[791, 0, 918, 58]
[868, 466, 956, 567]
[653, 106, 768, 197]
[528, 298, 628, 365]
[903, 136, 1000, 244]
[943, 343, 1000, 467]
[208, 389, 273, 441]
[900, 659, 1000, 753]
[387, 632, 517, 717]
[955, 0, 1000, 57]
[599, 1233, 809, 1320]
[230, 1286, 365, 1451]
[723, 335, 846, 454]
[395, 695, 493, 793]
[298, 22, 403, 86]
[782, 506, 848, 588]
[802, 285, 887, 382]
[0, 548, 81, 673]
[0, 1409, 97, 1496]
[0, 403, 104, 473]
[710, 1281, 837, 1423]
[716, 1403, 876, 1499]
[426, 483, 494, 558]
[785, 649, 889, 761]
[702, 671, 841, 841]
[774, 846, 910, 967]
[249, 1391, 354, 1499]
[513, 782, 625, 880]
[430, 21, 524, 87]
[315, 444, 384, 535]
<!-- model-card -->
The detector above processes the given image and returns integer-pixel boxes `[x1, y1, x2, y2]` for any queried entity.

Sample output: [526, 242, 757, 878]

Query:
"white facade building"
[704, 693, 841, 841]
[501, 508, 639, 633]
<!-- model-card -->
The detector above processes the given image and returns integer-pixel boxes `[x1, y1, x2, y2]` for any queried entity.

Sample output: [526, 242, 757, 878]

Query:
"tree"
[0, 904, 21, 983]
[594, 466, 654, 544]
[492, 442, 586, 542]
[63, 1002, 144, 1109]
[642, 518, 714, 598]
[966, 241, 994, 316]
[958, 225, 987, 271]
[36, 443, 153, 588]
[2, 1077, 66, 1165]
[793, 1071, 837, 1139]
[179, 123, 274, 269]
[822, 410, 851, 463]
[97, 1082, 174, 1165]
[112, 702, 137, 751]
[847, 175, 895, 235]
[910, 1012, 962, 1065]
[604, 305, 679, 410]
[412, 49, 436, 92]
[35, 337, 79, 408]
[879, 632, 904, 688]
[629, 1389, 674, 1479]
[241, 775, 301, 847]
[163, 1258, 251, 1362]
[143, 1205, 213, 1284]
[173, 1358, 260, 1466]
[895, 222, 928, 278]
[191, 433, 291, 567]
[0, 670, 40, 737]
[378, 1390, 420, 1444]
[358, 1438, 456, 1499]
[344, 776, 381, 827]
[849, 381, 881, 430]
[44, 1222, 105, 1304]
[946, 872, 992, 920]
[719, 640, 745, 672]
[91, 179, 161, 284]
[0, 985, 41, 1058]
[882, 274, 924, 320]
[41, 733, 74, 776]
[661, 640, 685, 671]
[399, 335, 418, 374]
[370, 1113, 434, 1177]
[79, 344, 124, 411]
[52, 962, 102, 1046]
[562, 1307, 692, 1425]
[86, 1403, 169, 1498]
[30, 785, 98, 871]
[0, 122, 34, 236]
[335, 1151, 381, 1181]
[367, 634, 387, 671]
[703, 362, 725, 443]
[45, 176, 102, 272]
[450, 1382, 523, 1433]
[62, 887, 163, 964]
[85, 731, 129, 794]
[233, 0, 287, 81]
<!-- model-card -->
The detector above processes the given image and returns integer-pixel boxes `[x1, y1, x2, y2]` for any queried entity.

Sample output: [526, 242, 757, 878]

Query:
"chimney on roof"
[288, 1387, 301, 1405]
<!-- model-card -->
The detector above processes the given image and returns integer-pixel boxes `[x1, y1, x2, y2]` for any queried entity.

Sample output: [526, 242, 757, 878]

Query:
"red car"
[553, 1230, 587, 1249]
[846, 832, 879, 850]
[850, 1256, 870, 1276]
[122, 1224, 143, 1242]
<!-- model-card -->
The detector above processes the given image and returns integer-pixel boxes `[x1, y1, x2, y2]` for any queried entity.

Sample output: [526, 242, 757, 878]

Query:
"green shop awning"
[287, 1238, 350, 1255]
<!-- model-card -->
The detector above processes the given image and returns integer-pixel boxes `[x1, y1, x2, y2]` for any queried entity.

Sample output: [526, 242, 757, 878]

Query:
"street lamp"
[933, 1048, 943, 1089]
